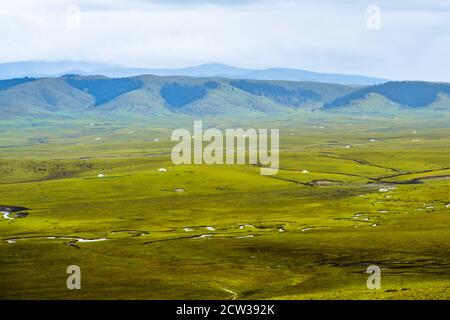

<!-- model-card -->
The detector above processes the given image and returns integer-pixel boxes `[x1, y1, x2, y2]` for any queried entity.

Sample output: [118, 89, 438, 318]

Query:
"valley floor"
[0, 114, 449, 299]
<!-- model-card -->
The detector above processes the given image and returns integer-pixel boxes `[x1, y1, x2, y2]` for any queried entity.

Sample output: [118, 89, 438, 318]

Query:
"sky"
[0, 0, 449, 81]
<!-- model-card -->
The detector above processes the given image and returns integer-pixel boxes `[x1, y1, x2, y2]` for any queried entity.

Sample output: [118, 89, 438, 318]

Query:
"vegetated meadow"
[0, 112, 449, 299]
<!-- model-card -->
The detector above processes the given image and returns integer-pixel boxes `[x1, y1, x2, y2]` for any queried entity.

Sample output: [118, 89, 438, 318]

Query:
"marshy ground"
[0, 114, 449, 299]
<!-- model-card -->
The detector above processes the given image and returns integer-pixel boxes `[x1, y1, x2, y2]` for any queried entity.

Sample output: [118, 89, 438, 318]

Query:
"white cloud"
[0, 0, 449, 81]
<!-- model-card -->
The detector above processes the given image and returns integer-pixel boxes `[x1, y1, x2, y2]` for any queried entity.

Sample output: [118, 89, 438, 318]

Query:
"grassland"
[0, 112, 449, 299]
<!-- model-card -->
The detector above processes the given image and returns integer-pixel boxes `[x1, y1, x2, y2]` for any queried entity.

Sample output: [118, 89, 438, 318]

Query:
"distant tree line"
[204, 81, 220, 89]
[324, 81, 450, 108]
[0, 77, 35, 91]
[230, 80, 321, 107]
[160, 83, 208, 108]
[65, 77, 143, 105]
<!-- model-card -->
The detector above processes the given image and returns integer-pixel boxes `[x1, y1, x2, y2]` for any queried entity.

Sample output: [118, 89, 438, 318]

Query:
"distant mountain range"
[0, 74, 449, 119]
[0, 61, 387, 85]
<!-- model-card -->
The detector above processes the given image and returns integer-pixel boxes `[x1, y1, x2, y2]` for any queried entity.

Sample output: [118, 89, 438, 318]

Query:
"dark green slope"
[324, 81, 450, 109]
[101, 75, 357, 116]
[0, 77, 36, 91]
[0, 74, 368, 118]
[2, 75, 449, 119]
[0, 78, 94, 117]
[64, 75, 143, 106]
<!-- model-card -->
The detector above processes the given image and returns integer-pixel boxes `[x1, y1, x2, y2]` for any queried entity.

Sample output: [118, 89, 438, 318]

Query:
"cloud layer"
[0, 0, 449, 81]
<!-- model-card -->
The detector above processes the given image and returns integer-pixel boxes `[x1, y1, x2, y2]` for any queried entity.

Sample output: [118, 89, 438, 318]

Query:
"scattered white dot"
[235, 234, 254, 239]
[77, 238, 108, 243]
[194, 234, 213, 239]
[77, 238, 108, 242]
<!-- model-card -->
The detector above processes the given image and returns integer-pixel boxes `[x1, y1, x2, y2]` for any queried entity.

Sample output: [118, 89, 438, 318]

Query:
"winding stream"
[1, 211, 13, 220]
[0, 205, 30, 221]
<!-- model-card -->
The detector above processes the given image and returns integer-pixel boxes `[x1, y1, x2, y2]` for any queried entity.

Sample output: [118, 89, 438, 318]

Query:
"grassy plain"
[0, 111, 449, 299]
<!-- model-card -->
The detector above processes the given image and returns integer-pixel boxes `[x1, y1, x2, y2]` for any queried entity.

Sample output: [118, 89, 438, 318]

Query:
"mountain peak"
[0, 60, 387, 85]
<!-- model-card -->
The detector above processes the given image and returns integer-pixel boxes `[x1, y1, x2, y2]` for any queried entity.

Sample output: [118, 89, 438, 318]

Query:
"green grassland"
[0, 112, 449, 299]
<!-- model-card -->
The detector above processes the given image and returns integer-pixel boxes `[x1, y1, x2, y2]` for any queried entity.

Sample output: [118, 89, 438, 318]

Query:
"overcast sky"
[0, 0, 449, 81]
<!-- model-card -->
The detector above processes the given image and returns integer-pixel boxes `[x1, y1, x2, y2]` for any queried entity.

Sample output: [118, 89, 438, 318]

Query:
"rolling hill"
[0, 75, 356, 118]
[0, 61, 387, 85]
[324, 81, 450, 112]
[94, 63, 388, 85]
[0, 76, 449, 119]
[0, 61, 115, 79]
